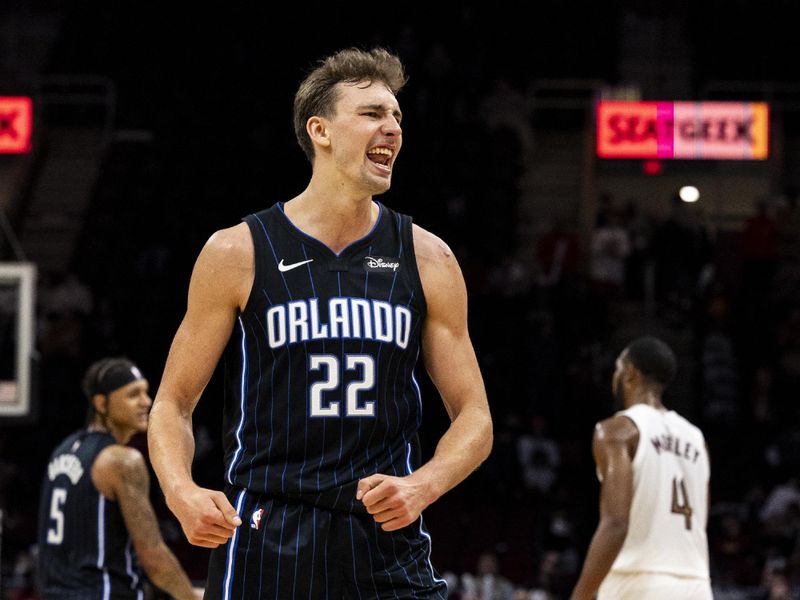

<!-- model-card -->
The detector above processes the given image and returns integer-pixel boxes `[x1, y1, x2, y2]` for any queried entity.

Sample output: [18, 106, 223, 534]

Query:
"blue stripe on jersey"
[398, 444, 438, 592]
[368, 520, 400, 600]
[253, 312, 276, 488]
[102, 570, 110, 600]
[419, 515, 448, 591]
[222, 490, 247, 600]
[297, 244, 314, 494]
[310, 507, 317, 600]
[97, 495, 106, 568]
[256, 499, 274, 598]
[301, 244, 316, 296]
[411, 367, 423, 424]
[349, 513, 379, 598]
[404, 446, 448, 593]
[372, 230, 403, 475]
[353, 246, 373, 480]
[377, 521, 412, 596]
[280, 346, 292, 495]
[405, 291, 422, 423]
[291, 503, 304, 599]
[275, 500, 286, 595]
[245, 320, 263, 489]
[323, 514, 330, 600]
[125, 539, 139, 589]
[258, 209, 298, 495]
[263, 220, 297, 496]
[227, 317, 249, 484]
[335, 271, 345, 487]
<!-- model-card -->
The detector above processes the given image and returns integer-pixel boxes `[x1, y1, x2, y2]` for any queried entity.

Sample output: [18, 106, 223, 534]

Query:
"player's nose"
[382, 115, 402, 137]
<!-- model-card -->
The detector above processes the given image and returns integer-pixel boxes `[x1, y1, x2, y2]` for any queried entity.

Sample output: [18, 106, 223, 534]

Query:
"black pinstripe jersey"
[221, 201, 427, 512]
[38, 430, 144, 599]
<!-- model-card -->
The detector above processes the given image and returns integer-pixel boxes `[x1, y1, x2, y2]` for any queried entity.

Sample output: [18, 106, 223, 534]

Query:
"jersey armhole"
[401, 216, 427, 319]
[240, 213, 266, 316]
[620, 413, 644, 466]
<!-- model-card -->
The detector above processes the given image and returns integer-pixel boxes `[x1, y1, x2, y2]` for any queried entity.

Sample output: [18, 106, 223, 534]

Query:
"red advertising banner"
[0, 97, 33, 154]
[596, 101, 768, 160]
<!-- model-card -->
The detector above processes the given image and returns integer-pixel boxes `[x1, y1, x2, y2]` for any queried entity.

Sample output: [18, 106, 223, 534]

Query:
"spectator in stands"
[461, 552, 516, 600]
[516, 415, 560, 495]
[589, 207, 630, 299]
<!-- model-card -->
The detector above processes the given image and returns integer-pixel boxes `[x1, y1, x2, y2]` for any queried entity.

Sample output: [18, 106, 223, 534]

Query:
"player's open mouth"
[367, 146, 393, 168]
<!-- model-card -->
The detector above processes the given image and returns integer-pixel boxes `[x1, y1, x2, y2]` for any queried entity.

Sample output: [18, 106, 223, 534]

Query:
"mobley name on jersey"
[650, 431, 703, 464]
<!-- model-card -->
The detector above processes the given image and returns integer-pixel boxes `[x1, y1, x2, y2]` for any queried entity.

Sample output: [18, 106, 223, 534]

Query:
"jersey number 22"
[309, 354, 375, 417]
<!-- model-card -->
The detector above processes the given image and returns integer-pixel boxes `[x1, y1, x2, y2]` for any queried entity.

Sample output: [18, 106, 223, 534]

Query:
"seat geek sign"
[0, 97, 33, 154]
[596, 101, 769, 160]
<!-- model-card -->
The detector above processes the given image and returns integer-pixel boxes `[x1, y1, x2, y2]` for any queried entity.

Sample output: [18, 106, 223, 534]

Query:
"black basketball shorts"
[204, 488, 448, 599]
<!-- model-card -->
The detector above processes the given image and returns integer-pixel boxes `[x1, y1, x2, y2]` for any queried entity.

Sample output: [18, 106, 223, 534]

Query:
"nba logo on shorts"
[250, 508, 264, 530]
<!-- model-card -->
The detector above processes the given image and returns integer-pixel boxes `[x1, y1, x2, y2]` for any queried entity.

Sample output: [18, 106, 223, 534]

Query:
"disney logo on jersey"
[364, 256, 400, 272]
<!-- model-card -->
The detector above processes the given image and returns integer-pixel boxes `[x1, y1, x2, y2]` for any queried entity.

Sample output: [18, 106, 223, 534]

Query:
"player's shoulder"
[594, 413, 640, 443]
[411, 223, 459, 273]
[94, 444, 146, 475]
[92, 444, 147, 498]
[669, 409, 707, 440]
[204, 223, 252, 258]
[192, 222, 254, 280]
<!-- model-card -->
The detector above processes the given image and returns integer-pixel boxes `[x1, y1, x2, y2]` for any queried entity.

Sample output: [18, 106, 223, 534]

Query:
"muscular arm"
[358, 225, 493, 531]
[147, 224, 252, 547]
[570, 416, 638, 600]
[93, 446, 201, 600]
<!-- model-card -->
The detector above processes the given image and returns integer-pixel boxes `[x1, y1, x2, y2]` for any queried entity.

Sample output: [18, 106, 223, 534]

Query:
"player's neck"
[88, 419, 134, 445]
[626, 389, 665, 411]
[284, 188, 379, 253]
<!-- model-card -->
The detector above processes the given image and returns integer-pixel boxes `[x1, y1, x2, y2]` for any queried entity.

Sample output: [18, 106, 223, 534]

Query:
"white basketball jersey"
[609, 404, 710, 579]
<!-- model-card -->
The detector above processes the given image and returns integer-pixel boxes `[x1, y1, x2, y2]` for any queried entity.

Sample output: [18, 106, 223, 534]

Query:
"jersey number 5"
[46, 487, 67, 544]
[671, 477, 693, 530]
[309, 354, 375, 417]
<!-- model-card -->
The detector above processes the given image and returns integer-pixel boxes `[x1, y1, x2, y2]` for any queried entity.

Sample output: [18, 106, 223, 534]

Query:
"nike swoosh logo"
[278, 258, 314, 272]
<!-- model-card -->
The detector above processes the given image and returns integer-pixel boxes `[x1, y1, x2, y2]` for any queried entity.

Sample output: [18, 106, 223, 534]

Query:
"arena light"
[679, 186, 700, 203]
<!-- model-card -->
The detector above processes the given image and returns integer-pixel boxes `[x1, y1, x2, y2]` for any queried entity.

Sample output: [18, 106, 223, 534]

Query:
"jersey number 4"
[309, 354, 375, 417]
[671, 477, 693, 530]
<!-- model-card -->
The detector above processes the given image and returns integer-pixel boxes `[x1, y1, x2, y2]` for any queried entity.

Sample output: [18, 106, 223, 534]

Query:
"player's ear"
[624, 363, 641, 387]
[93, 394, 108, 416]
[307, 116, 331, 148]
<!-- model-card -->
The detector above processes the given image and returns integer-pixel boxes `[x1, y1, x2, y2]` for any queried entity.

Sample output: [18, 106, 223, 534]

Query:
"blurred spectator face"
[477, 552, 499, 576]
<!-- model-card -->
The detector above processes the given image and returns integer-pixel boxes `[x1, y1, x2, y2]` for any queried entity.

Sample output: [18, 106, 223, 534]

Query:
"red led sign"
[596, 101, 769, 160]
[0, 97, 33, 154]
